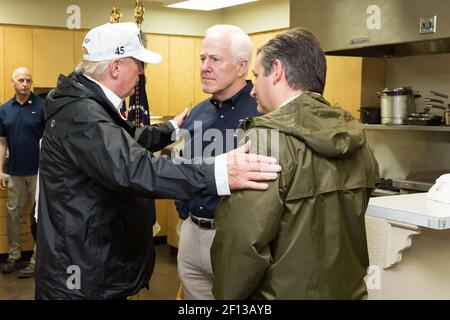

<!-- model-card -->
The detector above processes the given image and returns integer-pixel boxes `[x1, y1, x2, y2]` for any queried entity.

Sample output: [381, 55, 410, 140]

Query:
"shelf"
[362, 124, 450, 132]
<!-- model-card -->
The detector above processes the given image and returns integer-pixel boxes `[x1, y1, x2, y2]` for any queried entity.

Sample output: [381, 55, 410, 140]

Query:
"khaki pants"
[177, 217, 215, 300]
[6, 175, 37, 261]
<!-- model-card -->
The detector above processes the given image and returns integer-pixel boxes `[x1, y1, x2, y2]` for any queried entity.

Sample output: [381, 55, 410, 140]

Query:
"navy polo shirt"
[176, 80, 260, 219]
[0, 93, 45, 176]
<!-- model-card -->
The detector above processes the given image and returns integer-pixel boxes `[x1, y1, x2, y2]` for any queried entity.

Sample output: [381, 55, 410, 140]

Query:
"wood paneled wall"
[0, 24, 385, 119]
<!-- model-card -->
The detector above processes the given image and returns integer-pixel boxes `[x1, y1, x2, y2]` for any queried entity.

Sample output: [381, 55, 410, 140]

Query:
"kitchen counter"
[365, 193, 450, 299]
[367, 193, 450, 230]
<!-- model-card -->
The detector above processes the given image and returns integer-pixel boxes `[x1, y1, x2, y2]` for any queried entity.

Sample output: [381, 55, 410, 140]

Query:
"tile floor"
[0, 244, 180, 300]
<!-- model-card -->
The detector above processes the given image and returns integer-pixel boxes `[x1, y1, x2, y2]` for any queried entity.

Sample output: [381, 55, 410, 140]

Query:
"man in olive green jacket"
[211, 27, 379, 300]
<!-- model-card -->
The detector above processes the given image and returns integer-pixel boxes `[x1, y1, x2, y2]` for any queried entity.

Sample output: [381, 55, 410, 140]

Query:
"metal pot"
[358, 106, 381, 124]
[445, 110, 450, 126]
[378, 87, 421, 125]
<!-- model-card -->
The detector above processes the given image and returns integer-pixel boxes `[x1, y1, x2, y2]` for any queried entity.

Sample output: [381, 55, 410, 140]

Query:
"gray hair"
[257, 27, 327, 94]
[205, 24, 253, 65]
[75, 60, 113, 78]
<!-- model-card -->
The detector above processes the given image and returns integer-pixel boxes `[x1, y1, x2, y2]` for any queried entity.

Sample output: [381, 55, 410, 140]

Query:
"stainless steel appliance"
[290, 0, 450, 58]
[379, 87, 420, 124]
[393, 170, 450, 194]
[372, 170, 450, 197]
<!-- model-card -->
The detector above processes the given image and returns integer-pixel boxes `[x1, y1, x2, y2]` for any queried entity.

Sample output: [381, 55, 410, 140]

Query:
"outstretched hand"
[226, 140, 281, 190]
[173, 108, 190, 128]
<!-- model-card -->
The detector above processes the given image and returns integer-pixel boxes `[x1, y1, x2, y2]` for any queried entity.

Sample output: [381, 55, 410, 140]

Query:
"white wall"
[0, 0, 221, 35]
[222, 0, 289, 34]
[366, 216, 450, 300]
[0, 0, 288, 35]
[385, 53, 450, 114]
[365, 129, 450, 180]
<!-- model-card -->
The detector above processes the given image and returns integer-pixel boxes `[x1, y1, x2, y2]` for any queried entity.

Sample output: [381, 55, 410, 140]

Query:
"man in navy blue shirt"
[176, 24, 260, 300]
[0, 67, 44, 277]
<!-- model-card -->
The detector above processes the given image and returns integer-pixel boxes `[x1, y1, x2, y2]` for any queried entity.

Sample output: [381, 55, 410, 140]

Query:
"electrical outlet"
[420, 15, 437, 34]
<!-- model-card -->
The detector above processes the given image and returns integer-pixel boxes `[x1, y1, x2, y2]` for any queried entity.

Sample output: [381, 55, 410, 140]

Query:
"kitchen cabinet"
[32, 28, 74, 88]
[3, 26, 33, 100]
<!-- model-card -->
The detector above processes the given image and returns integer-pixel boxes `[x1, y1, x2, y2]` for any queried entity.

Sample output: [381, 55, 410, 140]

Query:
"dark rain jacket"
[211, 93, 379, 300]
[35, 73, 217, 300]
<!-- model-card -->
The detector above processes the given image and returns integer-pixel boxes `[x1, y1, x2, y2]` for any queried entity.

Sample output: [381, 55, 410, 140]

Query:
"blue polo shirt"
[176, 80, 260, 219]
[0, 93, 44, 176]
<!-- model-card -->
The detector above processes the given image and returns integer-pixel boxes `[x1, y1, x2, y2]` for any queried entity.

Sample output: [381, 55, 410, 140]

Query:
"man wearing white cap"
[34, 22, 281, 300]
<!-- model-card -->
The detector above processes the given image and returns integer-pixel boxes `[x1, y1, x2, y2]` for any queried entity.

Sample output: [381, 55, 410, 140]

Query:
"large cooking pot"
[445, 106, 450, 126]
[378, 87, 421, 125]
[358, 106, 381, 124]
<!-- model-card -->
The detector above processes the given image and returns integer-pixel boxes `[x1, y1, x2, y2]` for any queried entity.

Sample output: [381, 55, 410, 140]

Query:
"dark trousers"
[30, 202, 37, 241]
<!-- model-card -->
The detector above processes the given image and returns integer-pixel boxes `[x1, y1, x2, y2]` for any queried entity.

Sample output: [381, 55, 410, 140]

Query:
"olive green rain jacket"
[211, 92, 379, 300]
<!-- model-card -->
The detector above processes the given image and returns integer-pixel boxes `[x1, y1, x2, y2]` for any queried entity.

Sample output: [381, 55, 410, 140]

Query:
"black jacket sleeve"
[60, 104, 218, 200]
[130, 121, 176, 153]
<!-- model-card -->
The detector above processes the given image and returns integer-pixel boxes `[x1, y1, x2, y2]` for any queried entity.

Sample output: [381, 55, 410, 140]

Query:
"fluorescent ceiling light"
[167, 0, 258, 11]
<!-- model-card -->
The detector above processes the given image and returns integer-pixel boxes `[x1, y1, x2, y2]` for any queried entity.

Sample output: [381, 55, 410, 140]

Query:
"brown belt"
[189, 213, 215, 230]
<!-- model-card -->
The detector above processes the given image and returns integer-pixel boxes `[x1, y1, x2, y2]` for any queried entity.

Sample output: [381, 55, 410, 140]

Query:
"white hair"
[205, 24, 253, 64]
[75, 60, 113, 78]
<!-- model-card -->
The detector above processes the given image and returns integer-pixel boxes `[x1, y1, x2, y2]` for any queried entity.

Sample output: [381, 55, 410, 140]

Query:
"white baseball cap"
[82, 22, 162, 64]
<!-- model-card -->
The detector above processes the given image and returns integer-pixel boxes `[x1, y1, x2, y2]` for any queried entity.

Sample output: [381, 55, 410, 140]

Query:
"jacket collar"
[74, 73, 130, 129]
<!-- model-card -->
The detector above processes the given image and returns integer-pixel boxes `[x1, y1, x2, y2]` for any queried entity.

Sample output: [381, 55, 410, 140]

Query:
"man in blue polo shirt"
[175, 25, 259, 300]
[0, 66, 44, 277]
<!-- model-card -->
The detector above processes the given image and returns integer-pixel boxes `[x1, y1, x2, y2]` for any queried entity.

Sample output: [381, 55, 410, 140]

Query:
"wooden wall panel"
[361, 57, 386, 108]
[193, 37, 210, 106]
[323, 56, 336, 104]
[249, 29, 286, 83]
[146, 34, 169, 117]
[154, 199, 168, 237]
[73, 29, 88, 69]
[168, 36, 195, 116]
[0, 27, 4, 104]
[32, 28, 73, 88]
[167, 200, 180, 248]
[3, 26, 33, 100]
[330, 56, 363, 118]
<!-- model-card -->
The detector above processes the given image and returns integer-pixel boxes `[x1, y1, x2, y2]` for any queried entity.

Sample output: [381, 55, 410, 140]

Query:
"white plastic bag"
[427, 173, 450, 204]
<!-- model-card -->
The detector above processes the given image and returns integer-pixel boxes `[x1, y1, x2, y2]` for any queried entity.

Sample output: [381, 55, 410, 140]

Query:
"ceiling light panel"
[167, 0, 258, 11]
